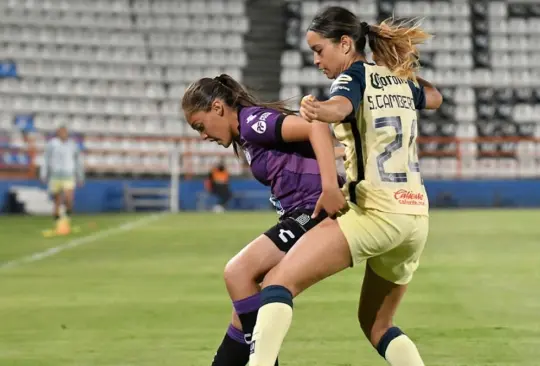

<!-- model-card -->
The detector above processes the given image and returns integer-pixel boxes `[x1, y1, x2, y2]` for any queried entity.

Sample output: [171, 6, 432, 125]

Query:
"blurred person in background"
[40, 126, 84, 235]
[205, 160, 232, 213]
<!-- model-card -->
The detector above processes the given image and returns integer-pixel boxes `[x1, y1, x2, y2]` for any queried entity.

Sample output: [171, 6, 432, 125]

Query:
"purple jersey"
[238, 106, 323, 215]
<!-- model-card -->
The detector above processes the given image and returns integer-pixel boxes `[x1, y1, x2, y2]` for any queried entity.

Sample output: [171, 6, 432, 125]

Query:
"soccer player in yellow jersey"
[249, 6, 443, 366]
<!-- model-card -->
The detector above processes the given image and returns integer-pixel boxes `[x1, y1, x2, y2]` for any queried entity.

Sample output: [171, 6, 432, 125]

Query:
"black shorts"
[264, 209, 328, 252]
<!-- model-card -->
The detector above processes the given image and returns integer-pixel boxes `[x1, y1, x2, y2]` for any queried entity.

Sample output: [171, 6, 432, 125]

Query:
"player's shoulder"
[348, 61, 368, 74]
[239, 106, 284, 133]
[239, 106, 281, 123]
[330, 61, 367, 94]
[239, 106, 287, 144]
[343, 61, 368, 80]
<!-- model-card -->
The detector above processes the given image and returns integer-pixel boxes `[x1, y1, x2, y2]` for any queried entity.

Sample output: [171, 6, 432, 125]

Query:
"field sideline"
[1, 210, 539, 365]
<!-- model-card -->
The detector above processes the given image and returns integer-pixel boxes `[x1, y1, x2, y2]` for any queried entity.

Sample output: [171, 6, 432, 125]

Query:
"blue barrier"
[426, 180, 540, 208]
[0, 179, 271, 213]
[0, 61, 17, 78]
[1, 179, 540, 213]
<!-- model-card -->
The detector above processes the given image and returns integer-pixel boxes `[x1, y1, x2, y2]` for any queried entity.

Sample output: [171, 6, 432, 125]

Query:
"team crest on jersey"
[330, 74, 352, 94]
[251, 121, 266, 134]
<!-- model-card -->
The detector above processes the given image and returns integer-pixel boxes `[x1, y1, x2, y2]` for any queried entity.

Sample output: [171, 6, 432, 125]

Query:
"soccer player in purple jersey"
[181, 74, 344, 366]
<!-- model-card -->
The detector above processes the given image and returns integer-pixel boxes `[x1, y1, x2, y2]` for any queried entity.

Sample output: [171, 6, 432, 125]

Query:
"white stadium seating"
[0, 0, 248, 175]
[282, 0, 540, 179]
[1, 0, 539, 178]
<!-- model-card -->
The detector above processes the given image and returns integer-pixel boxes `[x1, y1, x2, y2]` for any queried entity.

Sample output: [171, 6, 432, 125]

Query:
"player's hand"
[311, 186, 348, 219]
[300, 95, 320, 122]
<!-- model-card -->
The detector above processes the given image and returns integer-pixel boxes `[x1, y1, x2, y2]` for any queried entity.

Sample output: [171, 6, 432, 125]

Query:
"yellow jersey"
[329, 61, 429, 216]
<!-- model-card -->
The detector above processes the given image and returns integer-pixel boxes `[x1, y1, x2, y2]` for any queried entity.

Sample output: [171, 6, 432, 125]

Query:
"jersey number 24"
[374, 116, 421, 184]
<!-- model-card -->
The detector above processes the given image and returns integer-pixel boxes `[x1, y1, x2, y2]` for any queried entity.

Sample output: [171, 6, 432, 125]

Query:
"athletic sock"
[211, 324, 249, 366]
[249, 285, 293, 366]
[377, 327, 425, 366]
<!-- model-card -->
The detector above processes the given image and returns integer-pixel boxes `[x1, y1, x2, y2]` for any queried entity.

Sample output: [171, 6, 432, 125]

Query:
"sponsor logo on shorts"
[393, 189, 425, 206]
[294, 213, 310, 226]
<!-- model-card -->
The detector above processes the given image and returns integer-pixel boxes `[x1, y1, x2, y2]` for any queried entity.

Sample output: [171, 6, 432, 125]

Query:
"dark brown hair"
[308, 6, 431, 81]
[182, 74, 294, 117]
[181, 74, 295, 155]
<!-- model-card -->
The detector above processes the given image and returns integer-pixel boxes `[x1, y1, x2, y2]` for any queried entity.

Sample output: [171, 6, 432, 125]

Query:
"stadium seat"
[3, 0, 539, 177]
[276, 0, 540, 178]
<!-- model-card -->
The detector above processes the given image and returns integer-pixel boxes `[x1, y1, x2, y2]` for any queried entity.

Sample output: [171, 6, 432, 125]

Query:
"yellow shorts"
[337, 203, 429, 285]
[48, 179, 75, 194]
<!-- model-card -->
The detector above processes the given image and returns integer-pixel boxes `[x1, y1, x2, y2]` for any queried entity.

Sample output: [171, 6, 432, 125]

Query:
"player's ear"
[340, 35, 352, 55]
[211, 99, 224, 116]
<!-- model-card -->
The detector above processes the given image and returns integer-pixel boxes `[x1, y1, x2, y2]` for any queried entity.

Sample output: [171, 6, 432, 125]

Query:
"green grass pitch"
[0, 210, 539, 365]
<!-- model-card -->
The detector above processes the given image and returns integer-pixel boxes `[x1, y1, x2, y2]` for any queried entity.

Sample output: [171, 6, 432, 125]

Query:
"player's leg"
[249, 207, 417, 366]
[358, 215, 429, 366]
[249, 218, 353, 366]
[212, 235, 285, 366]
[48, 180, 61, 221]
[212, 308, 255, 366]
[63, 185, 75, 219]
[54, 188, 72, 234]
[357, 266, 423, 365]
[213, 210, 325, 366]
[53, 192, 62, 220]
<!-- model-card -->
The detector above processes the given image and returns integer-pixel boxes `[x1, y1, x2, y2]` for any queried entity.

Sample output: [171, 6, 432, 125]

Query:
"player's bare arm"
[416, 76, 443, 109]
[300, 95, 353, 124]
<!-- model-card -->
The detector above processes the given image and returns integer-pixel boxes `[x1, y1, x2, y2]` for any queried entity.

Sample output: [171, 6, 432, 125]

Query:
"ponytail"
[308, 7, 431, 81]
[213, 74, 296, 115]
[367, 18, 431, 81]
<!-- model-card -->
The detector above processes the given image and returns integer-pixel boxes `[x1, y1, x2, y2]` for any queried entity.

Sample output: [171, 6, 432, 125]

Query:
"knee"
[223, 256, 252, 289]
[261, 270, 298, 297]
[223, 258, 240, 287]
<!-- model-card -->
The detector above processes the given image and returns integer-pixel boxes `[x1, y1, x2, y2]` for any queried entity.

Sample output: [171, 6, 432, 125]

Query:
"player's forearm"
[416, 76, 443, 109]
[317, 99, 350, 123]
[309, 122, 340, 189]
